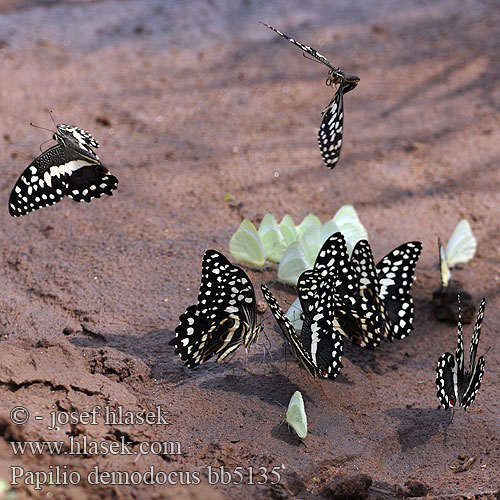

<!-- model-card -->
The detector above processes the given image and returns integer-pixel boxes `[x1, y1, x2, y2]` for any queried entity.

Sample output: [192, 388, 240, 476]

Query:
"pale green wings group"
[229, 204, 367, 286]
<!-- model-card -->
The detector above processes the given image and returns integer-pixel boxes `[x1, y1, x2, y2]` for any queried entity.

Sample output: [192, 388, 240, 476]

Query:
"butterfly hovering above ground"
[261, 22, 360, 169]
[436, 296, 486, 409]
[169, 250, 263, 368]
[9, 123, 118, 217]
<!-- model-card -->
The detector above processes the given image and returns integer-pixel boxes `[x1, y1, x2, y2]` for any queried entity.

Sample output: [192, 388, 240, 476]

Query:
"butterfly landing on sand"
[9, 123, 118, 217]
[436, 296, 486, 409]
[169, 250, 262, 368]
[261, 22, 359, 169]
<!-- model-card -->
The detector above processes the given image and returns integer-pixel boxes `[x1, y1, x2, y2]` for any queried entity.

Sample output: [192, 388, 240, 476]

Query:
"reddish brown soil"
[0, 1, 499, 499]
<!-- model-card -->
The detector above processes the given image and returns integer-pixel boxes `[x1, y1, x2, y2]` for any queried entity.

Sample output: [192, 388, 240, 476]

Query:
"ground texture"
[0, 0, 499, 498]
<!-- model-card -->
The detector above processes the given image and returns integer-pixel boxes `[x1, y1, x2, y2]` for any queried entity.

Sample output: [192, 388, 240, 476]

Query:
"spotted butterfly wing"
[318, 88, 344, 168]
[261, 280, 344, 380]
[375, 242, 422, 340]
[169, 250, 262, 368]
[436, 297, 486, 409]
[9, 123, 118, 217]
[261, 22, 359, 169]
[314, 234, 383, 348]
[57, 123, 100, 153]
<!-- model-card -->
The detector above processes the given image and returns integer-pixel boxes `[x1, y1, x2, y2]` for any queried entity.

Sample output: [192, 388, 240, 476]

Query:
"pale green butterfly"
[295, 213, 321, 238]
[229, 214, 291, 268]
[286, 391, 307, 439]
[279, 214, 297, 246]
[439, 219, 477, 287]
[258, 213, 288, 263]
[229, 219, 266, 269]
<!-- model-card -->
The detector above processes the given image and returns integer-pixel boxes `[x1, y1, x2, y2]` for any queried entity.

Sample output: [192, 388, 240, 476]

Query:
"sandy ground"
[0, 0, 499, 498]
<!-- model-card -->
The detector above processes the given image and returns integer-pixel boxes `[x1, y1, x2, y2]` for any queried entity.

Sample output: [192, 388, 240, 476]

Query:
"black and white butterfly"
[9, 123, 118, 217]
[312, 234, 384, 349]
[261, 234, 356, 379]
[436, 297, 486, 409]
[262, 22, 359, 169]
[359, 240, 422, 341]
[169, 250, 262, 368]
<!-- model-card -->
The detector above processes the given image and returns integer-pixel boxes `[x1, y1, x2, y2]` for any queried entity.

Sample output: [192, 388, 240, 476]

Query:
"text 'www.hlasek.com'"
[8, 405, 282, 490]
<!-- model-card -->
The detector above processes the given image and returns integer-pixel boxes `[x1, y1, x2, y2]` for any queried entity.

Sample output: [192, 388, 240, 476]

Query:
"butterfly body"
[9, 123, 118, 217]
[170, 250, 262, 368]
[436, 297, 486, 409]
[262, 22, 359, 169]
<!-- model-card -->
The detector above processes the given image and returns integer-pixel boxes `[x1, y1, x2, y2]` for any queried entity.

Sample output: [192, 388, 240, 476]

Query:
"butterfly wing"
[261, 22, 335, 70]
[261, 285, 318, 378]
[468, 298, 485, 374]
[436, 352, 457, 408]
[170, 305, 239, 367]
[444, 219, 477, 268]
[9, 145, 70, 216]
[461, 356, 485, 409]
[229, 219, 266, 269]
[318, 88, 344, 169]
[286, 391, 307, 439]
[170, 251, 259, 367]
[57, 123, 100, 152]
[65, 165, 118, 202]
[298, 272, 344, 380]
[375, 241, 422, 340]
[200, 250, 260, 354]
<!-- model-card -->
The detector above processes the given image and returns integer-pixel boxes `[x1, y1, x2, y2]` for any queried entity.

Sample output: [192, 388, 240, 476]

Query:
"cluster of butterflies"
[229, 205, 367, 285]
[288, 293, 486, 440]
[170, 232, 423, 380]
[7, 23, 488, 432]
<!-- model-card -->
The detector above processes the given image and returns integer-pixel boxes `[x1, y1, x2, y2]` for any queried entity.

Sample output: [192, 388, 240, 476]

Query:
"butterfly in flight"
[169, 250, 262, 368]
[436, 296, 486, 409]
[9, 123, 118, 217]
[261, 22, 359, 169]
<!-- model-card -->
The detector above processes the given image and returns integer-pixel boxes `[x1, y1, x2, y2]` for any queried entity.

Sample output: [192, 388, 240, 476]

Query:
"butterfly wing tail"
[436, 352, 456, 408]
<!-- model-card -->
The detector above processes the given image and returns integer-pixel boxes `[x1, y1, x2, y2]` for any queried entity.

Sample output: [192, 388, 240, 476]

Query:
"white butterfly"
[439, 219, 477, 287]
[286, 391, 307, 439]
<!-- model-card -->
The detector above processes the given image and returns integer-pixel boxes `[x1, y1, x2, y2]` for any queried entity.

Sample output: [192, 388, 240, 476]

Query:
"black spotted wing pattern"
[262, 280, 344, 380]
[9, 123, 118, 217]
[261, 22, 359, 169]
[57, 123, 100, 154]
[375, 242, 422, 340]
[315, 234, 383, 348]
[318, 88, 344, 168]
[170, 250, 262, 368]
[436, 297, 486, 409]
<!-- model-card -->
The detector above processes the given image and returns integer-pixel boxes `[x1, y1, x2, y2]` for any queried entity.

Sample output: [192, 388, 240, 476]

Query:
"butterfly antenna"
[49, 110, 57, 128]
[29, 122, 55, 134]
